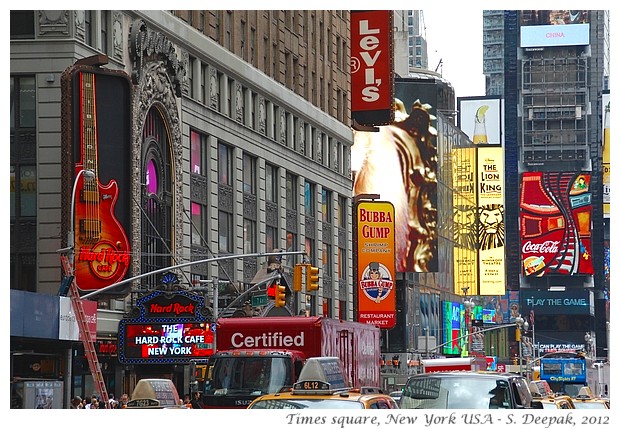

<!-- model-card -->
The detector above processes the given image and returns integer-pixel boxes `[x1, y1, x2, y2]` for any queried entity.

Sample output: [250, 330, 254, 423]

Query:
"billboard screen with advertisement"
[119, 321, 215, 364]
[350, 10, 394, 126]
[442, 301, 462, 355]
[477, 146, 506, 295]
[352, 80, 438, 273]
[58, 296, 97, 341]
[520, 172, 594, 276]
[520, 10, 590, 48]
[354, 200, 396, 328]
[452, 146, 478, 295]
[458, 97, 503, 146]
[602, 91, 610, 218]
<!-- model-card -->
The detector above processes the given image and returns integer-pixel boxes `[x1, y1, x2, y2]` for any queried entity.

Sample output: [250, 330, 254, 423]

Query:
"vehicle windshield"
[204, 356, 292, 396]
[249, 398, 364, 409]
[572, 401, 608, 409]
[400, 376, 512, 409]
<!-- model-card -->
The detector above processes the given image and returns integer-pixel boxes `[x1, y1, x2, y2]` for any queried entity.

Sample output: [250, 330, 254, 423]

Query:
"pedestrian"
[71, 396, 83, 409]
[119, 393, 129, 408]
[190, 391, 202, 409]
[183, 394, 192, 408]
[85, 395, 98, 409]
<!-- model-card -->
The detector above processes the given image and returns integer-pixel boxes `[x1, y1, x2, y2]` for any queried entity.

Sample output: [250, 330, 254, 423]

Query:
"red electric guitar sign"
[73, 71, 131, 290]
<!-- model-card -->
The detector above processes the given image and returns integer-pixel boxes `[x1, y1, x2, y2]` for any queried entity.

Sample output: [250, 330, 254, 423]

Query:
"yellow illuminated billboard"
[477, 146, 506, 295]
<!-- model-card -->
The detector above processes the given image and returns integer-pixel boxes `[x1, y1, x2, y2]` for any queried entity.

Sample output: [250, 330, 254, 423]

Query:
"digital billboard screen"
[119, 322, 215, 364]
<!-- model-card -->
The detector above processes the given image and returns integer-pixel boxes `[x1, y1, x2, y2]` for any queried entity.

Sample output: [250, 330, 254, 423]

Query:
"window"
[265, 163, 277, 202]
[85, 11, 93, 46]
[141, 108, 174, 288]
[266, 226, 277, 252]
[243, 218, 256, 254]
[322, 189, 332, 223]
[225, 11, 232, 49]
[191, 202, 204, 246]
[337, 247, 346, 281]
[337, 196, 347, 228]
[218, 143, 232, 185]
[240, 21, 246, 61]
[190, 130, 204, 175]
[10, 75, 37, 291]
[11, 75, 36, 129]
[250, 27, 256, 65]
[304, 181, 315, 217]
[286, 173, 297, 210]
[322, 243, 332, 276]
[187, 56, 195, 98]
[10, 10, 34, 38]
[305, 237, 315, 263]
[243, 153, 256, 194]
[219, 210, 233, 253]
[100, 10, 109, 54]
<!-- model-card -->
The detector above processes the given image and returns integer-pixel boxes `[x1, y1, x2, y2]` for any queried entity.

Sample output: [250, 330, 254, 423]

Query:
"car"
[247, 357, 398, 409]
[399, 371, 534, 409]
[389, 390, 402, 402]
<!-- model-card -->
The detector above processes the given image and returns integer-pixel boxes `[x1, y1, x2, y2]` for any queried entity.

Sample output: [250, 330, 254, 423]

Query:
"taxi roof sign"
[292, 357, 348, 394]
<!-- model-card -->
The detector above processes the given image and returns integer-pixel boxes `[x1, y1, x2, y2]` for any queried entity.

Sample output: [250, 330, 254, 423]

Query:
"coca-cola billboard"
[519, 171, 593, 276]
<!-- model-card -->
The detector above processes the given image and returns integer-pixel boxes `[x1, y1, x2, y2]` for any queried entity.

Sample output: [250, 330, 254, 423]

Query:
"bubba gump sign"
[355, 201, 396, 328]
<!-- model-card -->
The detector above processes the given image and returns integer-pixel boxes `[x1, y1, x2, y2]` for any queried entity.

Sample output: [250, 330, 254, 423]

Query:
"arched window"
[141, 107, 173, 288]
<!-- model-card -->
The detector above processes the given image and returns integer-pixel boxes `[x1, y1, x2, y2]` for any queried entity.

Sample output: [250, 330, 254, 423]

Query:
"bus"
[539, 352, 588, 396]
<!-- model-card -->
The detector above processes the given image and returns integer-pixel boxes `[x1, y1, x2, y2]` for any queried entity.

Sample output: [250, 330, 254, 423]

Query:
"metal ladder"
[61, 254, 109, 407]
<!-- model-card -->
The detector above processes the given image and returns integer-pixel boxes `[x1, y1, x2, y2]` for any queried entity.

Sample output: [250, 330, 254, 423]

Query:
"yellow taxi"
[529, 379, 575, 409]
[247, 357, 398, 410]
[571, 387, 610, 410]
[532, 394, 575, 409]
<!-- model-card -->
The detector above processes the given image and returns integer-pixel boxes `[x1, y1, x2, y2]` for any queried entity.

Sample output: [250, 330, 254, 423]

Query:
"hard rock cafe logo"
[360, 262, 394, 303]
[78, 239, 130, 279]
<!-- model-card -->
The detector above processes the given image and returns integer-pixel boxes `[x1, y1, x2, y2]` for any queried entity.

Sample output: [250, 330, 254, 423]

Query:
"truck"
[421, 357, 487, 373]
[200, 316, 381, 408]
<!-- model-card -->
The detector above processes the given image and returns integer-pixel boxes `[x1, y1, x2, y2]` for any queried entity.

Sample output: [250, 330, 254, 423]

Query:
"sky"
[422, 9, 486, 100]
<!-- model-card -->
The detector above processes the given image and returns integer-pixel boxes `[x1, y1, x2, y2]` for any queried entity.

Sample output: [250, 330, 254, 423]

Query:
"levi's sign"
[350, 10, 394, 126]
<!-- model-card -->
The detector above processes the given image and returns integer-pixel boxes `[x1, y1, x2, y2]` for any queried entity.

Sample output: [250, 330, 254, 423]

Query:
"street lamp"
[462, 287, 475, 357]
[515, 315, 529, 376]
[68, 168, 95, 268]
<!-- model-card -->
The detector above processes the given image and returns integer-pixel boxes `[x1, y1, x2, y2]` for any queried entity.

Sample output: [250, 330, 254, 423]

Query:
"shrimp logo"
[360, 262, 394, 303]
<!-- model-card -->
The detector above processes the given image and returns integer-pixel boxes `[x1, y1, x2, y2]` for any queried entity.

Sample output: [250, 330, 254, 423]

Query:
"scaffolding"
[521, 52, 589, 163]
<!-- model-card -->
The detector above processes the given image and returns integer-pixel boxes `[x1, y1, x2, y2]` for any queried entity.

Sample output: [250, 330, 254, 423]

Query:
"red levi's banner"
[350, 10, 394, 126]
[519, 171, 594, 276]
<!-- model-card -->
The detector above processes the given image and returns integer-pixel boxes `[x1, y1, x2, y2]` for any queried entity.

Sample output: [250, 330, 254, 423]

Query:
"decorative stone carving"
[132, 61, 183, 271]
[258, 96, 266, 134]
[112, 12, 124, 60]
[209, 68, 218, 109]
[298, 120, 305, 153]
[279, 110, 286, 144]
[38, 10, 70, 37]
[235, 82, 243, 123]
[128, 19, 185, 97]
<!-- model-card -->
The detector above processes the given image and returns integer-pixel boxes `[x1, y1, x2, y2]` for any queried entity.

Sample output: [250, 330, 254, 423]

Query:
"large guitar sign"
[73, 71, 131, 290]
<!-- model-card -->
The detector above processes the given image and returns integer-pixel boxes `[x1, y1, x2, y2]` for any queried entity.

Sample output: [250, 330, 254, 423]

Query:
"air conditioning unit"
[109, 299, 126, 311]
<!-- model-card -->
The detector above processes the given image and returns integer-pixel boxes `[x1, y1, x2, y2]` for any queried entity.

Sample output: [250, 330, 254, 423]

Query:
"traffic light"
[293, 264, 303, 292]
[515, 327, 521, 342]
[274, 282, 287, 307]
[306, 265, 319, 292]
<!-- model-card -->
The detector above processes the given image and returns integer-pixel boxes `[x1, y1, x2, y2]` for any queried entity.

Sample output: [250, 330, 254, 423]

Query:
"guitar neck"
[79, 71, 101, 242]
[81, 72, 99, 180]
